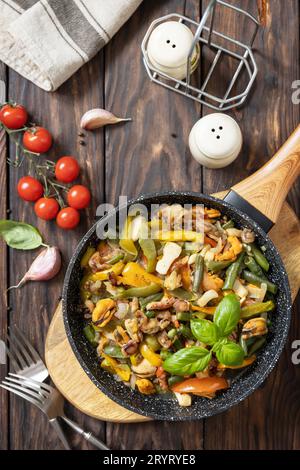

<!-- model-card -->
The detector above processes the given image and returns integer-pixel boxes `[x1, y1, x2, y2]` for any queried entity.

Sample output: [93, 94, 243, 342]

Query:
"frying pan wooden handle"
[231, 124, 300, 224]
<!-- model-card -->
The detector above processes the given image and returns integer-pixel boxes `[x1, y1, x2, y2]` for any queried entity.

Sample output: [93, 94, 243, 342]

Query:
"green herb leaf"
[215, 340, 245, 366]
[163, 346, 212, 376]
[191, 319, 221, 346]
[0, 220, 43, 250]
[214, 293, 241, 337]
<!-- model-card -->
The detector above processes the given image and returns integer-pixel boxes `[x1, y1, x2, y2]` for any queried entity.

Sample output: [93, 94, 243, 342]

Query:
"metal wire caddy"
[141, 0, 260, 111]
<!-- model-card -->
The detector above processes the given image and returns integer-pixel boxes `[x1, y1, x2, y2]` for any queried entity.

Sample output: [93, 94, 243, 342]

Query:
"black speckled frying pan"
[63, 126, 300, 421]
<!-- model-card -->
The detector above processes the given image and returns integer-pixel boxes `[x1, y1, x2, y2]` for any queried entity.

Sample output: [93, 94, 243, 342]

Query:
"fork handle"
[62, 416, 109, 450]
[49, 418, 71, 450]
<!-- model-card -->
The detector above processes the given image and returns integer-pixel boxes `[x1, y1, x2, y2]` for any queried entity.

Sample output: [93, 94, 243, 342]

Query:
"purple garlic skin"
[27, 246, 61, 281]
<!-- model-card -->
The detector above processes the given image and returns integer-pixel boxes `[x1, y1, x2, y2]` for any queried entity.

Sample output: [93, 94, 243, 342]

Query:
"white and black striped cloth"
[0, 0, 142, 91]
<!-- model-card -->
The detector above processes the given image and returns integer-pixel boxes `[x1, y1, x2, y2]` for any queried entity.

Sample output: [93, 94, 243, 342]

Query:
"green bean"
[176, 311, 192, 321]
[103, 344, 125, 359]
[168, 376, 184, 388]
[250, 244, 270, 272]
[168, 328, 178, 340]
[242, 271, 277, 294]
[139, 238, 157, 273]
[168, 288, 196, 301]
[118, 284, 162, 299]
[192, 255, 204, 293]
[222, 252, 245, 290]
[207, 259, 234, 273]
[239, 335, 248, 355]
[178, 324, 193, 340]
[145, 310, 156, 319]
[247, 337, 266, 357]
[107, 253, 124, 265]
[244, 256, 267, 279]
[139, 292, 163, 308]
[241, 300, 275, 319]
[83, 325, 98, 347]
[222, 220, 235, 229]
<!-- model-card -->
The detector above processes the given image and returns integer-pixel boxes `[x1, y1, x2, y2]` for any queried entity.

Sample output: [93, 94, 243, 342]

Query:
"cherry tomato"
[17, 176, 44, 202]
[67, 185, 91, 210]
[23, 127, 53, 153]
[56, 207, 80, 230]
[55, 156, 80, 183]
[0, 104, 28, 130]
[34, 197, 59, 221]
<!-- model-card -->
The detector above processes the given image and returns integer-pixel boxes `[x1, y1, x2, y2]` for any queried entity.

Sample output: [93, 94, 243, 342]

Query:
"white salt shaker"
[147, 21, 200, 80]
[189, 113, 243, 169]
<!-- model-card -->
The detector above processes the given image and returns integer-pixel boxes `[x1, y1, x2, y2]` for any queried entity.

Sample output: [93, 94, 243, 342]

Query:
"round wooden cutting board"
[45, 196, 300, 423]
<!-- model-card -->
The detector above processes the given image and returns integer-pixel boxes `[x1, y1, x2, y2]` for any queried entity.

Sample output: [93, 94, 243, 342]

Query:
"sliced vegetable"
[83, 325, 98, 347]
[207, 259, 233, 273]
[244, 256, 267, 279]
[155, 231, 203, 243]
[171, 377, 228, 396]
[118, 283, 162, 299]
[168, 288, 196, 301]
[139, 292, 164, 309]
[156, 242, 182, 275]
[140, 343, 162, 367]
[222, 252, 245, 290]
[80, 247, 96, 268]
[241, 300, 275, 319]
[242, 271, 277, 294]
[192, 255, 204, 293]
[119, 262, 163, 287]
[139, 238, 157, 273]
[101, 354, 131, 381]
[251, 244, 270, 272]
[103, 344, 125, 359]
[119, 217, 138, 257]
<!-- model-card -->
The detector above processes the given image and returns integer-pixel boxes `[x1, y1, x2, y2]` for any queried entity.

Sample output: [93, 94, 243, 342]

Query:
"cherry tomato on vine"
[23, 127, 53, 153]
[56, 207, 80, 230]
[0, 104, 28, 130]
[55, 156, 80, 183]
[34, 197, 59, 221]
[17, 176, 44, 202]
[67, 185, 91, 210]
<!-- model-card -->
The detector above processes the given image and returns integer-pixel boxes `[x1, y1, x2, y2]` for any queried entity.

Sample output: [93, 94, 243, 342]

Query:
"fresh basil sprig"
[163, 346, 212, 376]
[191, 294, 245, 367]
[0, 220, 45, 250]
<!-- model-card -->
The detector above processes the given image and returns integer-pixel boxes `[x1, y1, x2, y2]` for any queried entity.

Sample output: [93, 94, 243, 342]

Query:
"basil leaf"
[0, 220, 43, 250]
[216, 340, 245, 366]
[214, 293, 241, 336]
[191, 319, 220, 346]
[163, 346, 212, 376]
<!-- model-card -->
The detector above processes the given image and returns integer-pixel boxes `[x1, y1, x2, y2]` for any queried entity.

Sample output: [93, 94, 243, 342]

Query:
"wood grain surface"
[44, 198, 300, 426]
[0, 0, 299, 450]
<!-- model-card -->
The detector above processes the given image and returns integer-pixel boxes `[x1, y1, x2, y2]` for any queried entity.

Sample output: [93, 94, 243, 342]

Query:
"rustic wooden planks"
[6, 55, 106, 449]
[0, 62, 8, 451]
[201, 0, 300, 450]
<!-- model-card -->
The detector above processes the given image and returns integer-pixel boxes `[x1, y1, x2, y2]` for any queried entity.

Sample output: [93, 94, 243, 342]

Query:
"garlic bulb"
[80, 108, 132, 130]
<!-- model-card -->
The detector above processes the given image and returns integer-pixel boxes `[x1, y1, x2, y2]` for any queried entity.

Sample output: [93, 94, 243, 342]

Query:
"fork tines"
[6, 326, 41, 371]
[0, 373, 51, 408]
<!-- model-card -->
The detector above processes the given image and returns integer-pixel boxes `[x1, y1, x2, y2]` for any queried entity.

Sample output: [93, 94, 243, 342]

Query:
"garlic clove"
[80, 108, 132, 130]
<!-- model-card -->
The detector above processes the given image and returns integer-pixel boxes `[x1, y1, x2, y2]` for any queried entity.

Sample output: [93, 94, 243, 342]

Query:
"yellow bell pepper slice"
[118, 262, 163, 287]
[102, 353, 131, 381]
[80, 247, 96, 268]
[191, 305, 216, 315]
[88, 261, 125, 281]
[154, 230, 204, 243]
[119, 217, 138, 257]
[217, 355, 256, 370]
[140, 343, 162, 367]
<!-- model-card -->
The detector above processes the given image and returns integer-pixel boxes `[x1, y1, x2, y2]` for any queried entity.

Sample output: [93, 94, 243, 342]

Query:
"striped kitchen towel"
[0, 0, 142, 91]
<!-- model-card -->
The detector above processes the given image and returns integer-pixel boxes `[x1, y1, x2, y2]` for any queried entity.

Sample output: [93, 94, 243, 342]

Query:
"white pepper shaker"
[189, 113, 243, 169]
[147, 21, 200, 80]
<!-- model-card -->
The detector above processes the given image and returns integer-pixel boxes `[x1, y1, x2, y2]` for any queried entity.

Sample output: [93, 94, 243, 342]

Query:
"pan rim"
[62, 191, 292, 421]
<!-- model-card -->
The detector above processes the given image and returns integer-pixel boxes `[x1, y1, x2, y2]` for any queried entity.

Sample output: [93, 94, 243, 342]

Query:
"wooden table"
[0, 0, 299, 450]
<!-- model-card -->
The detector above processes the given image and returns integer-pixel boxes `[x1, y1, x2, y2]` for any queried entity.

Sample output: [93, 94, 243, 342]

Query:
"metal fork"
[2, 326, 108, 450]
[1, 373, 109, 450]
